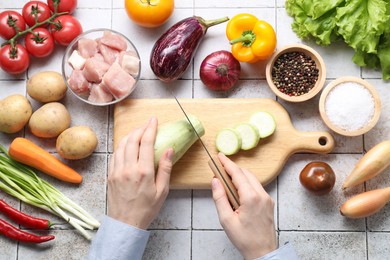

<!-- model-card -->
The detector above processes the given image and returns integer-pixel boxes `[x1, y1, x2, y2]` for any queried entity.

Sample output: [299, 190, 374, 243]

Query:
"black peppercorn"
[271, 51, 319, 96]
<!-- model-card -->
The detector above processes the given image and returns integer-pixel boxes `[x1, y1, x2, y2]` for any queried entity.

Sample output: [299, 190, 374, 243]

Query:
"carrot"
[8, 137, 82, 184]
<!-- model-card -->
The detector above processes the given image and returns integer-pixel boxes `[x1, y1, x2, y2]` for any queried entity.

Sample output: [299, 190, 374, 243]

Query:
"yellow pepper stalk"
[226, 14, 277, 63]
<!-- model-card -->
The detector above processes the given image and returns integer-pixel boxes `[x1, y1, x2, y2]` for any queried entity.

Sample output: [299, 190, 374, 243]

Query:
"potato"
[56, 126, 98, 160]
[29, 102, 71, 138]
[0, 95, 32, 133]
[27, 71, 67, 102]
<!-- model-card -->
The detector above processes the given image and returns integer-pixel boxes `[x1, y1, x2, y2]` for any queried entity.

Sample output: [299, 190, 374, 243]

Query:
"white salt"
[325, 82, 375, 131]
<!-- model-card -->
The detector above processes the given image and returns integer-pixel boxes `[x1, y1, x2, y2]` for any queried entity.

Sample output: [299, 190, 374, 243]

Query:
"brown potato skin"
[29, 102, 71, 138]
[56, 126, 98, 160]
[299, 161, 336, 195]
[0, 95, 32, 134]
[27, 71, 67, 103]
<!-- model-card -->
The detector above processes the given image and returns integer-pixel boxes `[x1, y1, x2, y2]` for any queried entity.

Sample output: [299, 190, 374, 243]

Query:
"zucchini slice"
[215, 128, 242, 155]
[234, 123, 260, 150]
[249, 111, 276, 138]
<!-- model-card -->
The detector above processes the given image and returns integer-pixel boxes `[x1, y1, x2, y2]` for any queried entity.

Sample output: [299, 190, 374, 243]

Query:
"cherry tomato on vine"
[22, 1, 52, 28]
[47, 0, 77, 15]
[25, 28, 54, 58]
[0, 11, 26, 40]
[0, 44, 30, 74]
[50, 15, 82, 46]
[124, 0, 174, 28]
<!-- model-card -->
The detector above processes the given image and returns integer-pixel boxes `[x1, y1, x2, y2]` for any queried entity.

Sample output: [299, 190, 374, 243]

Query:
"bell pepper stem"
[229, 30, 256, 47]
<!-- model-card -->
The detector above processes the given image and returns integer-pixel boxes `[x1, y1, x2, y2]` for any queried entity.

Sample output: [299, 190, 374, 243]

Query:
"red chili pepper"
[0, 200, 51, 229]
[0, 218, 55, 243]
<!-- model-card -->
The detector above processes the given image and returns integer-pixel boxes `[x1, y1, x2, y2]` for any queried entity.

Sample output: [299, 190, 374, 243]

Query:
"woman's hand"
[107, 117, 174, 229]
[211, 153, 277, 259]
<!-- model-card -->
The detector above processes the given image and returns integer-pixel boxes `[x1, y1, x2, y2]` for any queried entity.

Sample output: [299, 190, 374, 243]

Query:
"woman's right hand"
[211, 153, 277, 259]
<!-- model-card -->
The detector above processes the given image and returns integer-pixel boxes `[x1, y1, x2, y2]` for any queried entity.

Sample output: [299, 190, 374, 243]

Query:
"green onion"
[0, 145, 100, 240]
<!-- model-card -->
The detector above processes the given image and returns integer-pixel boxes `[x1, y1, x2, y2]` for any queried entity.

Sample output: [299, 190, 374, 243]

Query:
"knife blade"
[171, 94, 240, 210]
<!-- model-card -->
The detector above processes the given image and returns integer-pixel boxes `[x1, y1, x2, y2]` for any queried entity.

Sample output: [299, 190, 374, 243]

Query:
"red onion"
[200, 50, 241, 91]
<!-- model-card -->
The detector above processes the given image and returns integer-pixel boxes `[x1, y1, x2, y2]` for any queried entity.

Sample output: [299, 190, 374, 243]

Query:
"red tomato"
[22, 1, 51, 27]
[0, 11, 26, 40]
[25, 28, 54, 58]
[50, 15, 82, 46]
[0, 44, 30, 74]
[47, 0, 77, 15]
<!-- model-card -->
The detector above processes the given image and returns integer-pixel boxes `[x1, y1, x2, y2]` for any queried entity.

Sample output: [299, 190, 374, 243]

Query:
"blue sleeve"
[256, 242, 298, 260]
[87, 215, 150, 260]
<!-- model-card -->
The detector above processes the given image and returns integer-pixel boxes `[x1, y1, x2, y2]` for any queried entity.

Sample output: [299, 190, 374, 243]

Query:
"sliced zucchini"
[234, 123, 260, 150]
[249, 111, 276, 138]
[215, 128, 242, 155]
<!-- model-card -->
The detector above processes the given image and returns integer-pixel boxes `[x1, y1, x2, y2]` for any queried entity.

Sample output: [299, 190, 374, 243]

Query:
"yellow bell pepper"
[226, 14, 277, 63]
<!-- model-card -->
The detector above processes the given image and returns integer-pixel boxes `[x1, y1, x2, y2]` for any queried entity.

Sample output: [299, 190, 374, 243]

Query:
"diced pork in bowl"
[62, 29, 141, 106]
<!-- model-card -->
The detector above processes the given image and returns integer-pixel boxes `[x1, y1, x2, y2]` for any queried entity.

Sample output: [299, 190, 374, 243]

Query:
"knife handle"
[208, 156, 240, 210]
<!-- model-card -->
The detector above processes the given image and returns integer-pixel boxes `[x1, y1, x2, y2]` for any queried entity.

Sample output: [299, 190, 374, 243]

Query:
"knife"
[171, 94, 240, 210]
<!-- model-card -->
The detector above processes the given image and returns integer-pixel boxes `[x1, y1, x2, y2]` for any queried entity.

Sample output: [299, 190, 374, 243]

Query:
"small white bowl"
[319, 76, 381, 136]
[62, 28, 141, 106]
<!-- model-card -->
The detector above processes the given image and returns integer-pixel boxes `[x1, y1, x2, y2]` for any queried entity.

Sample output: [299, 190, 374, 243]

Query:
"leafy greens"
[286, 0, 390, 80]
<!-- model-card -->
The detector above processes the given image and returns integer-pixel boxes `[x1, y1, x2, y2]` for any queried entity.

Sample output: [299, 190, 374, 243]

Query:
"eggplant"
[150, 16, 229, 83]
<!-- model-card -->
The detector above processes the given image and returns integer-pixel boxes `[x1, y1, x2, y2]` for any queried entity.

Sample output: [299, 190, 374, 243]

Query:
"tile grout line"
[274, 0, 281, 247]
[190, 2, 195, 259]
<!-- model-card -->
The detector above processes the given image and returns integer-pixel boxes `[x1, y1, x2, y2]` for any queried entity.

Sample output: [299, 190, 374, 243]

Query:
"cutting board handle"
[293, 131, 335, 154]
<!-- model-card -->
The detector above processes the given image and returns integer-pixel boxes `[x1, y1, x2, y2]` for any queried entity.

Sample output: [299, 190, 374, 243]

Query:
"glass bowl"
[62, 28, 141, 106]
[265, 44, 326, 102]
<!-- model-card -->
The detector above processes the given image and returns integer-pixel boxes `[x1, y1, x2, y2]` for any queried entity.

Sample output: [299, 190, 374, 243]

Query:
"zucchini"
[249, 111, 276, 138]
[154, 115, 205, 167]
[215, 128, 242, 155]
[234, 123, 260, 150]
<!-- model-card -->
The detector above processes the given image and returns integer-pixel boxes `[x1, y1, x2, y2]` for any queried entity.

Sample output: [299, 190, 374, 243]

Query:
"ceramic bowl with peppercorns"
[265, 44, 326, 102]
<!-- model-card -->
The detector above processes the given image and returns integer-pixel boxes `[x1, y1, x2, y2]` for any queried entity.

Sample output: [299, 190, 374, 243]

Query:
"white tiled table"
[1, 1, 389, 259]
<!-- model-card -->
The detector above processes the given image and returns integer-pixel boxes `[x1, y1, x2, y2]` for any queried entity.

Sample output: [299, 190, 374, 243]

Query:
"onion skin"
[200, 50, 241, 91]
[299, 161, 336, 195]
[150, 16, 229, 82]
[340, 187, 390, 218]
[343, 140, 390, 190]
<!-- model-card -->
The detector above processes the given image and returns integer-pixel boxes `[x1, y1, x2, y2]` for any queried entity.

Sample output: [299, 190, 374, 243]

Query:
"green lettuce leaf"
[286, 0, 390, 80]
[286, 0, 341, 45]
[352, 50, 379, 68]
[336, 0, 389, 54]
[377, 31, 390, 80]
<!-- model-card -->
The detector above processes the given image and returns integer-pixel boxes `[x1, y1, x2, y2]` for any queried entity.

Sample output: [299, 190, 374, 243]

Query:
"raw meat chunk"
[98, 43, 119, 65]
[68, 50, 86, 70]
[82, 57, 110, 83]
[102, 63, 136, 99]
[100, 31, 127, 51]
[117, 51, 140, 76]
[67, 70, 90, 94]
[94, 52, 105, 62]
[88, 84, 114, 103]
[78, 38, 98, 58]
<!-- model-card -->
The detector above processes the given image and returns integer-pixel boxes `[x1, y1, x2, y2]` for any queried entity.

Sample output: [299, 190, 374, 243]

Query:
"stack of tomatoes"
[0, 0, 82, 75]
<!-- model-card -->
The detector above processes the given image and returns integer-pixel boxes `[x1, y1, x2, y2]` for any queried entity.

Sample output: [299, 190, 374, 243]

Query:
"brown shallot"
[343, 140, 390, 190]
[340, 187, 390, 218]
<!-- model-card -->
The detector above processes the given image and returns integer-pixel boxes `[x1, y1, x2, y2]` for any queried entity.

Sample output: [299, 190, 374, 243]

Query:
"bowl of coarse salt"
[319, 76, 381, 136]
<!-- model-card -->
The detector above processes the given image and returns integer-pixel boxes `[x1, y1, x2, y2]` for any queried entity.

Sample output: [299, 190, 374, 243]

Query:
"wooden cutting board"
[114, 98, 335, 189]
